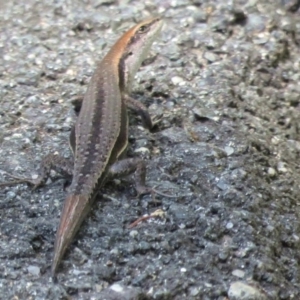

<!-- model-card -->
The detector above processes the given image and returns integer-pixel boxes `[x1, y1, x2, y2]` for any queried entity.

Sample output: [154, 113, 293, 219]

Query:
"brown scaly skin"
[51, 17, 163, 277]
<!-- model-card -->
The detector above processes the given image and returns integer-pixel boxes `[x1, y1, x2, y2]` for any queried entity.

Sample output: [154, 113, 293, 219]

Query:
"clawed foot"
[135, 184, 152, 197]
[0, 172, 44, 190]
[135, 184, 178, 199]
[150, 113, 164, 130]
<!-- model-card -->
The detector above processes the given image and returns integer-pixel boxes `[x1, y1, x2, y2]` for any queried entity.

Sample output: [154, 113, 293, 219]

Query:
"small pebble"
[27, 265, 40, 276]
[232, 269, 245, 278]
[228, 281, 266, 300]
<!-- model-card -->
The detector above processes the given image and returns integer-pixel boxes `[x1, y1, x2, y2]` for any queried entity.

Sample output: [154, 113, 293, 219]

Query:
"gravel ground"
[1, 0, 300, 299]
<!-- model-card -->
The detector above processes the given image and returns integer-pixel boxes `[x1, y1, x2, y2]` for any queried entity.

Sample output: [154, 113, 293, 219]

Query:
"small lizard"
[1, 17, 164, 277]
[51, 17, 164, 276]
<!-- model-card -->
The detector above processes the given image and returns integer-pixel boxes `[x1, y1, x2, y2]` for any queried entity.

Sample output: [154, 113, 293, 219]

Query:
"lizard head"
[118, 17, 163, 92]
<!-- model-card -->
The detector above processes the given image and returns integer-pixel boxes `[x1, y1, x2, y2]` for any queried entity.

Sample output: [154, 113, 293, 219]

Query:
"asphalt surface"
[1, 0, 300, 299]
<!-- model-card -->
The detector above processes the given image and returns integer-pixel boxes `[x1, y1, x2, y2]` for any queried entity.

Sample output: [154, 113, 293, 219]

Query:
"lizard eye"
[138, 25, 149, 34]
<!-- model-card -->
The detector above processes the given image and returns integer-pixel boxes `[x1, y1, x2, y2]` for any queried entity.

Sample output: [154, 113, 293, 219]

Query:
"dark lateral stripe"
[71, 68, 121, 195]
[118, 54, 126, 91]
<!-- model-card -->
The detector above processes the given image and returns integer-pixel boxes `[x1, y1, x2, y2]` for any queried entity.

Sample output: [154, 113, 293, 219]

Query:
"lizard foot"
[0, 172, 44, 190]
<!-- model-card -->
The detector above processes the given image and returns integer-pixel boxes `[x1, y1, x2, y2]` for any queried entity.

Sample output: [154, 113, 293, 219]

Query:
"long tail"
[51, 194, 91, 277]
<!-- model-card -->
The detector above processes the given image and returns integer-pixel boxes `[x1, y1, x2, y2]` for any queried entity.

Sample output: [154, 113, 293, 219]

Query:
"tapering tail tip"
[50, 227, 66, 279]
[51, 247, 61, 280]
[50, 194, 91, 278]
[51, 271, 58, 283]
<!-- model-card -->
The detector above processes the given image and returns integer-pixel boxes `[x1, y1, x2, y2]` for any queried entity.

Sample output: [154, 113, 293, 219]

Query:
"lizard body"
[52, 17, 163, 276]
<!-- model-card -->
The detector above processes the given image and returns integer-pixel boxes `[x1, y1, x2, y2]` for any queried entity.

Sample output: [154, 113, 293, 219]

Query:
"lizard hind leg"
[108, 157, 150, 196]
[108, 158, 176, 198]
[0, 154, 74, 190]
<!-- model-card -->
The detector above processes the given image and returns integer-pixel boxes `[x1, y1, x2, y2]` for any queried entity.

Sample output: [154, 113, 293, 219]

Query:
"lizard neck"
[104, 17, 163, 93]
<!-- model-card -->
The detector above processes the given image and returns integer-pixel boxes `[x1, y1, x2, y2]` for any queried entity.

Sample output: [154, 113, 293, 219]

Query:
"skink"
[52, 17, 163, 276]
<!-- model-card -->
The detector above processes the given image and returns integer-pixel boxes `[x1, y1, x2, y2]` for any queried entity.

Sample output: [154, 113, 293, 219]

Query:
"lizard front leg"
[71, 94, 159, 131]
[123, 94, 154, 130]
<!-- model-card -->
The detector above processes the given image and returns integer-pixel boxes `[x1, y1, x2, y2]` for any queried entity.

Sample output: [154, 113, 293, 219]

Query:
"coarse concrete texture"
[0, 0, 300, 299]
